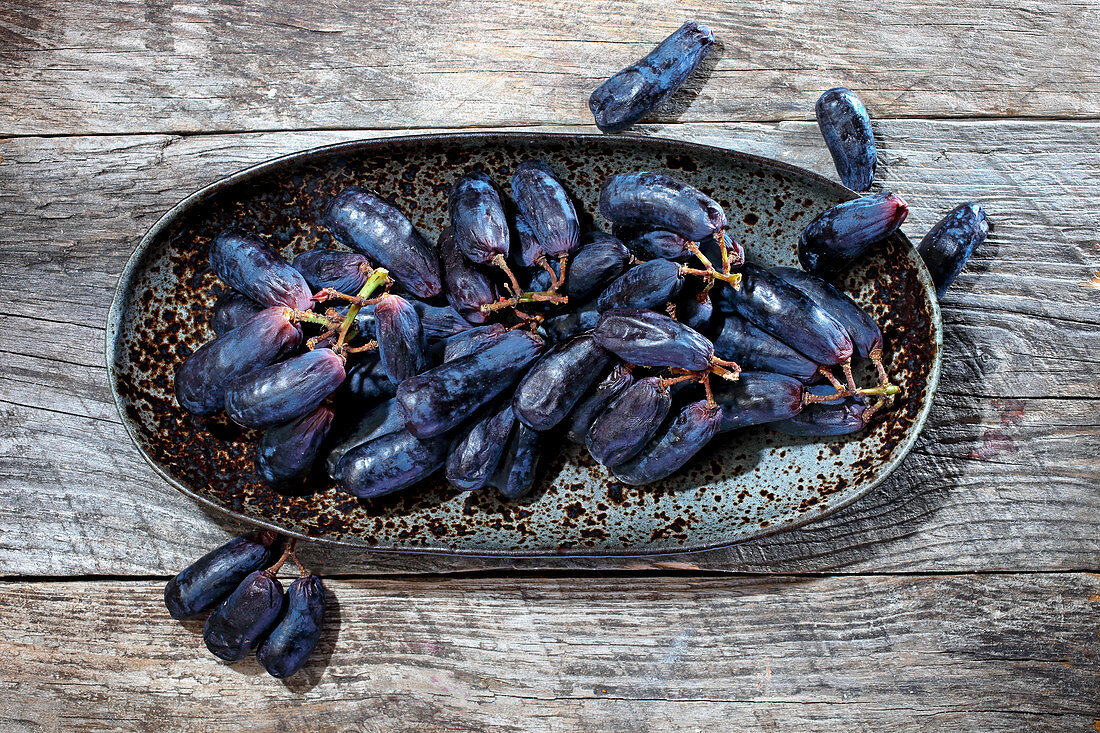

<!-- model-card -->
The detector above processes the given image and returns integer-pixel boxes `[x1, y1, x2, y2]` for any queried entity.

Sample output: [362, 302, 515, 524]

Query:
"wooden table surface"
[1, 1, 1098, 730]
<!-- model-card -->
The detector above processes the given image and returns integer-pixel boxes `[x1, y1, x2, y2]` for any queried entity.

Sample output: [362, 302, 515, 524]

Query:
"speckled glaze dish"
[106, 132, 942, 557]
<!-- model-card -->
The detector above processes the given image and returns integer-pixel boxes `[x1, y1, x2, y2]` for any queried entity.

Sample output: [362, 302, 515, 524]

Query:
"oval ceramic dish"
[106, 132, 941, 556]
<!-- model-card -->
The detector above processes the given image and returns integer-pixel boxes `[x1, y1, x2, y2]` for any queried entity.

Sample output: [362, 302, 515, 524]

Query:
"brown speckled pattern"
[106, 133, 941, 556]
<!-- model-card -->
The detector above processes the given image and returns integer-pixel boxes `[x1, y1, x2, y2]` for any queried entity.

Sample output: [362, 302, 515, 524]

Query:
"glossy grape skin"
[593, 308, 713, 371]
[798, 192, 908, 276]
[918, 202, 991, 298]
[772, 396, 866, 437]
[711, 309, 819, 383]
[491, 422, 542, 500]
[677, 292, 716, 336]
[595, 258, 684, 312]
[338, 428, 449, 499]
[712, 372, 803, 432]
[442, 323, 509, 362]
[176, 308, 303, 416]
[599, 172, 727, 242]
[511, 160, 579, 260]
[397, 330, 544, 438]
[256, 575, 326, 679]
[542, 304, 601, 343]
[345, 355, 396, 401]
[629, 229, 692, 260]
[588, 22, 715, 133]
[322, 187, 442, 298]
[770, 266, 882, 359]
[439, 226, 497, 325]
[225, 348, 346, 429]
[255, 406, 334, 485]
[375, 295, 428, 383]
[565, 233, 633, 301]
[203, 569, 284, 662]
[292, 248, 373, 293]
[413, 301, 473, 340]
[164, 531, 278, 620]
[326, 398, 405, 479]
[513, 334, 614, 431]
[565, 365, 634, 444]
[450, 172, 510, 265]
[209, 229, 313, 310]
[612, 399, 722, 485]
[720, 264, 853, 365]
[445, 401, 515, 491]
[815, 87, 877, 192]
[586, 376, 671, 467]
[211, 291, 264, 336]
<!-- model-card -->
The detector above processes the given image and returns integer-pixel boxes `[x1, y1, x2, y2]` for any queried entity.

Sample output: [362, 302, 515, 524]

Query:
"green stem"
[336, 268, 390, 350]
[290, 309, 335, 327]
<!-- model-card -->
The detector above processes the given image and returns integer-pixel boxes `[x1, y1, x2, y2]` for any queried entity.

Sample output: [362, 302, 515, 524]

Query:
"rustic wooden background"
[1, 1, 1098, 730]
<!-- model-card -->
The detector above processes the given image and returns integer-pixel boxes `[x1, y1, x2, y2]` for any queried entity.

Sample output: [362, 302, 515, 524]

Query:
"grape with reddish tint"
[513, 334, 614, 431]
[211, 291, 263, 336]
[225, 348, 346, 429]
[450, 172, 510, 265]
[256, 574, 326, 679]
[203, 569, 284, 662]
[209, 229, 314, 310]
[491, 422, 542, 499]
[375, 295, 428, 383]
[599, 172, 727, 242]
[446, 401, 515, 491]
[566, 365, 634, 444]
[770, 266, 883, 360]
[612, 399, 722, 485]
[326, 398, 405, 479]
[586, 376, 671, 467]
[511, 160, 579, 262]
[595, 258, 684, 312]
[255, 406, 334, 485]
[918, 202, 991, 298]
[799, 192, 908, 276]
[439, 226, 498, 325]
[164, 531, 278, 620]
[594, 308, 714, 371]
[565, 232, 633, 301]
[292, 248, 373, 293]
[712, 372, 804, 432]
[338, 428, 449, 499]
[816, 87, 877, 192]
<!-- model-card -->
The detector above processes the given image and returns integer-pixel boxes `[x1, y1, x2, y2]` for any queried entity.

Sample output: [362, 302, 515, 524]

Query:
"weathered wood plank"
[1, 0, 1099, 136]
[0, 574, 1096, 731]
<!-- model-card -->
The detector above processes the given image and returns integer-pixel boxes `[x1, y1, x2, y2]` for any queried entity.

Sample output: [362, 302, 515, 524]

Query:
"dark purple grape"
[612, 399, 722, 485]
[712, 372, 803, 432]
[322, 187, 442, 298]
[565, 365, 634, 444]
[438, 226, 498, 325]
[256, 574, 326, 679]
[225, 348, 346, 429]
[326, 398, 405, 480]
[629, 229, 692, 260]
[565, 232, 633, 301]
[720, 264, 852, 366]
[586, 376, 671, 467]
[211, 291, 263, 336]
[344, 354, 396, 401]
[412, 301, 473, 341]
[450, 172, 510, 266]
[676, 291, 715, 335]
[599, 172, 727, 242]
[711, 309, 819, 383]
[397, 330, 544, 438]
[541, 303, 601, 343]
[292, 248, 373, 293]
[593, 308, 713, 371]
[918, 202, 991, 298]
[164, 531, 278, 620]
[772, 394, 866, 437]
[799, 192, 908, 276]
[513, 334, 614, 431]
[375, 295, 428, 383]
[816, 87, 877, 192]
[770, 267, 882, 360]
[203, 569, 284, 662]
[442, 323, 509, 362]
[595, 258, 684, 312]
[511, 160, 579, 261]
[338, 428, 448, 499]
[588, 21, 715, 133]
[209, 229, 313, 310]
[491, 422, 542, 500]
[528, 266, 555, 293]
[446, 401, 515, 491]
[255, 406, 334, 485]
[176, 308, 303, 416]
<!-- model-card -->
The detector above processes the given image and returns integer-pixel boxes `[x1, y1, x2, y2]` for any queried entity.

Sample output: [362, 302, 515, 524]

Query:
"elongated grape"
[629, 229, 692, 260]
[446, 401, 515, 491]
[712, 372, 803, 432]
[211, 291, 263, 336]
[345, 354, 396, 401]
[772, 396, 866, 437]
[799, 192, 908, 276]
[612, 399, 722, 484]
[256, 574, 326, 679]
[397, 330, 544, 438]
[586, 376, 671, 467]
[225, 348, 346, 429]
[514, 334, 614, 431]
[326, 398, 406, 480]
[918, 202, 991, 298]
[375, 294, 427, 383]
[721, 264, 852, 365]
[255, 406, 334, 485]
[292, 248, 373, 293]
[209, 229, 313, 310]
[439, 226, 497, 325]
[599, 172, 727, 242]
[338, 428, 448, 499]
[588, 21, 715, 133]
[566, 365, 634, 444]
[203, 569, 284, 661]
[770, 266, 882, 360]
[566, 232, 633, 301]
[593, 308, 713, 371]
[443, 323, 509, 362]
[322, 187, 442, 298]
[164, 531, 278, 620]
[450, 172, 510, 265]
[816, 87, 877, 192]
[413, 301, 473, 340]
[711, 309, 819, 383]
[511, 160, 579, 261]
[595, 258, 684, 312]
[492, 422, 542, 499]
[541, 304, 601, 343]
[677, 291, 715, 336]
[176, 308, 303, 416]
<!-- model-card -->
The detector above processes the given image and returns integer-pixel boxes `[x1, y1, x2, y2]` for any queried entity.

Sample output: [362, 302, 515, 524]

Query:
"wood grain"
[1, 0, 1099, 136]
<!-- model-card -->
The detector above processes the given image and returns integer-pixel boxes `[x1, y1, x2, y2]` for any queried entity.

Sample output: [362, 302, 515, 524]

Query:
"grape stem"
[265, 538, 297, 578]
[290, 547, 310, 578]
[344, 340, 378, 354]
[558, 254, 570, 289]
[480, 290, 569, 313]
[492, 254, 524, 297]
[684, 242, 742, 288]
[289, 309, 335, 327]
[335, 268, 391, 352]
